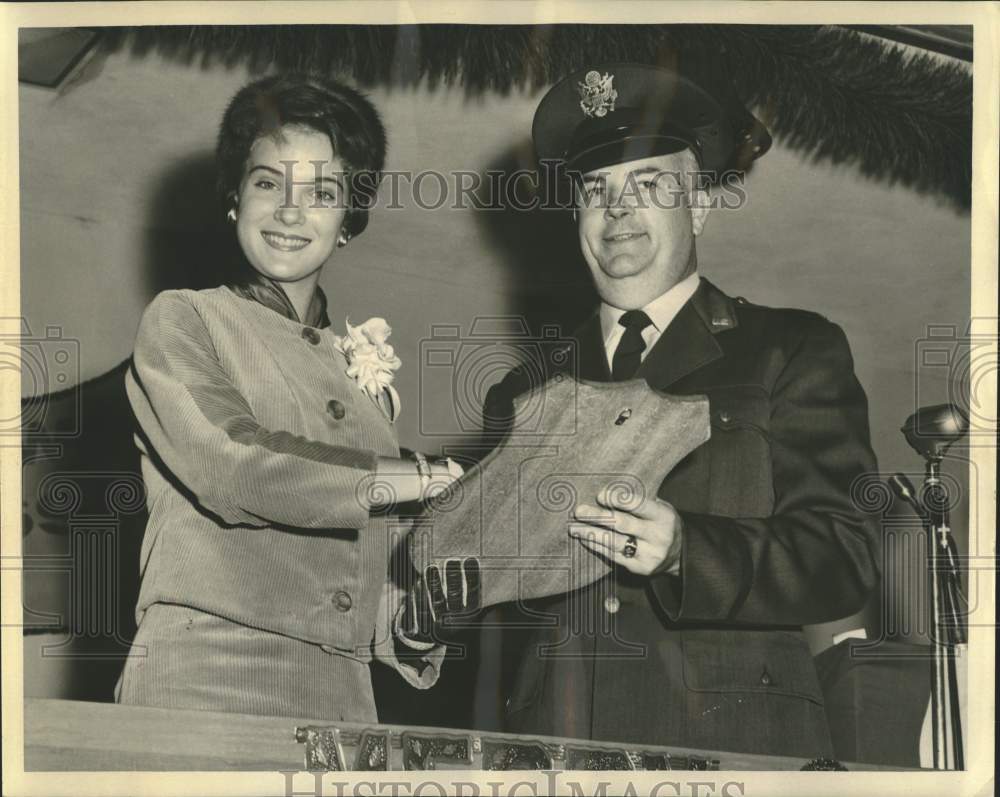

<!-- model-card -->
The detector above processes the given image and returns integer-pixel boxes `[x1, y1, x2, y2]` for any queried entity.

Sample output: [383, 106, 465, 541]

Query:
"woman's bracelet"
[411, 451, 432, 493]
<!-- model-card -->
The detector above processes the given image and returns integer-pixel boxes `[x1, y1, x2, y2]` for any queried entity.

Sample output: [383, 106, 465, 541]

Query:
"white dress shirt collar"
[600, 272, 701, 363]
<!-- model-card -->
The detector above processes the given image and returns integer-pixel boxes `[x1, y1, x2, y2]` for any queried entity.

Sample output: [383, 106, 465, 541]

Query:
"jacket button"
[603, 595, 621, 614]
[760, 669, 772, 686]
[333, 591, 353, 612]
[302, 327, 321, 345]
[327, 399, 347, 420]
[718, 410, 732, 424]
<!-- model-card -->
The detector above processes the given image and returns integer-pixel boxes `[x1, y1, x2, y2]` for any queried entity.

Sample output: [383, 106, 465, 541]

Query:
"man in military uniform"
[483, 64, 881, 758]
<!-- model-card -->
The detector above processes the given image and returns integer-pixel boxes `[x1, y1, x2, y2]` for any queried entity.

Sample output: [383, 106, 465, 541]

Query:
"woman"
[115, 73, 458, 721]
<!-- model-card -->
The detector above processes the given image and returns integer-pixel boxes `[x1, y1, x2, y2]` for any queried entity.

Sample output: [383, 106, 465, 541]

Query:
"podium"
[24, 699, 914, 771]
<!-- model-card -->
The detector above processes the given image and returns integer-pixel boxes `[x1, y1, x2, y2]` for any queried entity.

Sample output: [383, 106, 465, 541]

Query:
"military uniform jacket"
[126, 287, 439, 685]
[484, 278, 881, 757]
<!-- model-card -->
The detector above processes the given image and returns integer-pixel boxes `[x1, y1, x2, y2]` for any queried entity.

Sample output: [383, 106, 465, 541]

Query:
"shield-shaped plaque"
[410, 377, 710, 608]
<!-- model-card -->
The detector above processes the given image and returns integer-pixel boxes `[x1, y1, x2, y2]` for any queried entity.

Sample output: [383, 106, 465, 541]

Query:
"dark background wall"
[18, 41, 976, 726]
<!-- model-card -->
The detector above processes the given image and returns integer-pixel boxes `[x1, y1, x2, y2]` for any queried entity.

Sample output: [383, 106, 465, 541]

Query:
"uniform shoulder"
[730, 294, 836, 333]
[724, 293, 853, 363]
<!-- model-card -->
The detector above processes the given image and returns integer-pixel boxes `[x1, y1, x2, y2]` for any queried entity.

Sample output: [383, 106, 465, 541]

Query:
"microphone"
[900, 404, 969, 460]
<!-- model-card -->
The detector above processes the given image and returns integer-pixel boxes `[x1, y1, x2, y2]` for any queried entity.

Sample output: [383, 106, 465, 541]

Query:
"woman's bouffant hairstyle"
[217, 73, 387, 239]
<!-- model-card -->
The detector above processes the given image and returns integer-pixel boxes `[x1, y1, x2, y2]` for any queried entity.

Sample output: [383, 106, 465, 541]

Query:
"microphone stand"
[889, 404, 968, 770]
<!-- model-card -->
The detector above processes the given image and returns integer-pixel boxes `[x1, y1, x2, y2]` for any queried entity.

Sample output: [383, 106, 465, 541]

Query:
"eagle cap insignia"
[577, 70, 618, 118]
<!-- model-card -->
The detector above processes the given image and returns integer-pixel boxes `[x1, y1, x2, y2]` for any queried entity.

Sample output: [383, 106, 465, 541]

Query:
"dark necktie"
[611, 310, 653, 381]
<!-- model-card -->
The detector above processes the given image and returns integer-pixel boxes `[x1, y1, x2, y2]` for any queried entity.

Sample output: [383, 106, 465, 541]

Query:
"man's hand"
[570, 487, 683, 576]
[400, 558, 481, 643]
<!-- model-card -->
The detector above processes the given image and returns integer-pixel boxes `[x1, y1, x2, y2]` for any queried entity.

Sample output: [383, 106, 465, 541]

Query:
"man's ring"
[623, 535, 638, 559]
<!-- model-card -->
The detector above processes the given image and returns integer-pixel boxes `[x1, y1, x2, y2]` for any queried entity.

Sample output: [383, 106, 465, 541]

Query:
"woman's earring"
[337, 232, 350, 248]
[226, 208, 237, 223]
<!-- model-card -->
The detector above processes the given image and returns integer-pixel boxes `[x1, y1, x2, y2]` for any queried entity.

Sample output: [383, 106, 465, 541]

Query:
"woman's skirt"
[115, 602, 377, 722]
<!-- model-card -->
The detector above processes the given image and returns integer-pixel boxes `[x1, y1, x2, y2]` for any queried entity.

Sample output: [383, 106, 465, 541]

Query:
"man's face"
[576, 151, 706, 308]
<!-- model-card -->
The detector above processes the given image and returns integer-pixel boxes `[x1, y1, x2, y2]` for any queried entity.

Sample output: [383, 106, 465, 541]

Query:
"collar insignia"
[577, 70, 618, 118]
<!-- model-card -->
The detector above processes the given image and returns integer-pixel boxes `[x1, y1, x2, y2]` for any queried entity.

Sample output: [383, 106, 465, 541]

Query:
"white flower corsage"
[333, 317, 402, 421]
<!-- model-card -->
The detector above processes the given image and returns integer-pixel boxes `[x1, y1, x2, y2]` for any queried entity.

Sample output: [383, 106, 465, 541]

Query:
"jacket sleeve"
[649, 317, 881, 626]
[125, 291, 377, 530]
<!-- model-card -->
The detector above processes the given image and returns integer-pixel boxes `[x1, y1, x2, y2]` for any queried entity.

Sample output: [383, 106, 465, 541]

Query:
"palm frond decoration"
[101, 24, 972, 209]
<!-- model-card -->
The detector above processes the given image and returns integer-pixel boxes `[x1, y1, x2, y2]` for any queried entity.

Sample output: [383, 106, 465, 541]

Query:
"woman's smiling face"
[235, 125, 349, 288]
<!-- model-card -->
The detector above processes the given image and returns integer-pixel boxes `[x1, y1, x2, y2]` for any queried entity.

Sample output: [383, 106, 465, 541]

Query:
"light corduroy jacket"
[126, 286, 438, 684]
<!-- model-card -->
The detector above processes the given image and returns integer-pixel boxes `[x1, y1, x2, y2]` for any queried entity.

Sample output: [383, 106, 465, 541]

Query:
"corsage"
[333, 317, 402, 421]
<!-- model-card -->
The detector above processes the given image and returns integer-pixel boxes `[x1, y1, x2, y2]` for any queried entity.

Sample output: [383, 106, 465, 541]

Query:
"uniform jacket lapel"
[636, 278, 736, 391]
[574, 278, 738, 390]
[575, 312, 612, 383]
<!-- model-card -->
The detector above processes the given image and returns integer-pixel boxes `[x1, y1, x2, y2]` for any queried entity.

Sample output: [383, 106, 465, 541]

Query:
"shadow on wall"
[21, 360, 146, 702]
[142, 150, 245, 296]
[472, 145, 599, 339]
[20, 153, 242, 704]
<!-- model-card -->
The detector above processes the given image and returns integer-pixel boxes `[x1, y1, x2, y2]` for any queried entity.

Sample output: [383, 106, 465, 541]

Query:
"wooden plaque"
[410, 377, 710, 608]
